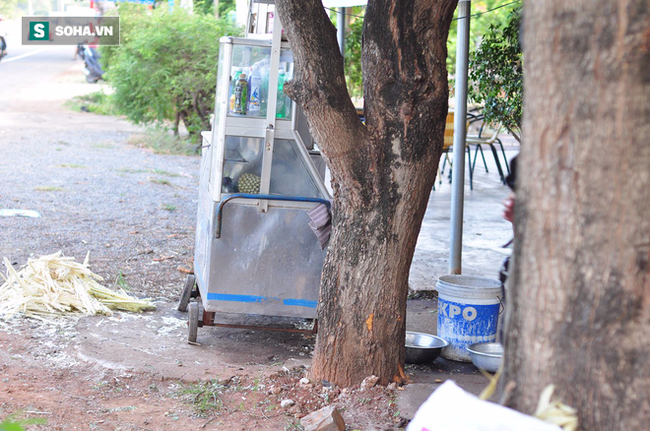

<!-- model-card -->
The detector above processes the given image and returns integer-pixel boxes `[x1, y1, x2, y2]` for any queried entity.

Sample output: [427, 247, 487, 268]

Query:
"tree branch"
[275, 0, 367, 176]
[363, 0, 457, 162]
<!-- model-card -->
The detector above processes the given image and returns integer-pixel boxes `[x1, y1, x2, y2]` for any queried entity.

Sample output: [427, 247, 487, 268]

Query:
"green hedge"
[103, 5, 241, 140]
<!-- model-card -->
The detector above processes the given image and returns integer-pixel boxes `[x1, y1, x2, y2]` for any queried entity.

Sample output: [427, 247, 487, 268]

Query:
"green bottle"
[234, 73, 248, 115]
[229, 69, 242, 113]
[276, 70, 286, 118]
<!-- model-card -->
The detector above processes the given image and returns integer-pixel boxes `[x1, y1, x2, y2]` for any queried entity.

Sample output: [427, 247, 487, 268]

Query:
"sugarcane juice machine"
[179, 5, 331, 343]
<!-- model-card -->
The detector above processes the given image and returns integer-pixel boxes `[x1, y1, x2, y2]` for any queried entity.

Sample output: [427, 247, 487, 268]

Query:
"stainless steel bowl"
[467, 342, 503, 372]
[405, 331, 449, 364]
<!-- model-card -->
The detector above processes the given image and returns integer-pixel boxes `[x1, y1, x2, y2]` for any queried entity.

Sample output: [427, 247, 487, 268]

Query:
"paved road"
[1, 16, 88, 103]
[0, 44, 92, 110]
[2, 45, 75, 77]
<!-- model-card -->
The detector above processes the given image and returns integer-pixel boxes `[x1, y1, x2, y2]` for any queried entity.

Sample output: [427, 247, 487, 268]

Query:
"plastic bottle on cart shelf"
[259, 60, 269, 117]
[234, 73, 248, 115]
[229, 92, 236, 113]
[276, 68, 287, 118]
[248, 64, 262, 116]
[229, 68, 242, 113]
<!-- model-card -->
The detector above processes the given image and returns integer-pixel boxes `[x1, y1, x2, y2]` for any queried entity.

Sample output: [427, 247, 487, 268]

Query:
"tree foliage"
[194, 0, 236, 18]
[193, 0, 215, 16]
[0, 0, 20, 18]
[100, 4, 152, 73]
[468, 5, 522, 142]
[341, 2, 520, 108]
[447, 0, 521, 73]
[106, 7, 241, 139]
[343, 12, 363, 101]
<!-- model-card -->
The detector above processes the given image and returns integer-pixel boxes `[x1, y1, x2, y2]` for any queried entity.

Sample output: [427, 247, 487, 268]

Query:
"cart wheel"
[177, 274, 196, 312]
[188, 302, 200, 343]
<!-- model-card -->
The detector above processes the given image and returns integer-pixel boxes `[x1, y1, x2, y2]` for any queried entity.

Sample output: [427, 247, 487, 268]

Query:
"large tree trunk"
[276, 0, 456, 386]
[504, 1, 650, 429]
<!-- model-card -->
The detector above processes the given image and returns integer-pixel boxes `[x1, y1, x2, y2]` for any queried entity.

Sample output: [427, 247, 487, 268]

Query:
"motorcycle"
[77, 43, 104, 83]
[0, 36, 7, 61]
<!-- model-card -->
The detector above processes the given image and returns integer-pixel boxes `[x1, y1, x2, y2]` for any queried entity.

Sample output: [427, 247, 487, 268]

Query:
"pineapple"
[237, 173, 261, 194]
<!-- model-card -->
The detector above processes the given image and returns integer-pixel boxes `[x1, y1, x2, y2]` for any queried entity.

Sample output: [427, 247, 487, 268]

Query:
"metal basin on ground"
[467, 342, 503, 372]
[405, 331, 449, 364]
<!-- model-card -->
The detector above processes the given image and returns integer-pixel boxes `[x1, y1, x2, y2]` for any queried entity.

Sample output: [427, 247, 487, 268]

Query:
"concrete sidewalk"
[409, 146, 519, 292]
[400, 145, 519, 420]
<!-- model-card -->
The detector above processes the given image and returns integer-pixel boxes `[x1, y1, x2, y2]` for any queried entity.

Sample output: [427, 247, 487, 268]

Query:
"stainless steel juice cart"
[178, 8, 331, 343]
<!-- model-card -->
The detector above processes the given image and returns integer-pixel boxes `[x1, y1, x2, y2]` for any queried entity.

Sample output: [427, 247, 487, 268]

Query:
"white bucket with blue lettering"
[436, 275, 502, 361]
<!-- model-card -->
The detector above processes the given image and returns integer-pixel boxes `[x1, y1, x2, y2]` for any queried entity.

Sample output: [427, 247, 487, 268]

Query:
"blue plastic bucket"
[436, 275, 502, 361]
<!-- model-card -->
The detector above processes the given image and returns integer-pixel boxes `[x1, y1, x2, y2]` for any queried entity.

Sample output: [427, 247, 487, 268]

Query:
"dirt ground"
[0, 61, 433, 430]
[0, 314, 404, 430]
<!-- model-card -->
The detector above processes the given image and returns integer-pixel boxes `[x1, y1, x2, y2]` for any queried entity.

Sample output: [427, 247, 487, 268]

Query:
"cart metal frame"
[180, 9, 331, 343]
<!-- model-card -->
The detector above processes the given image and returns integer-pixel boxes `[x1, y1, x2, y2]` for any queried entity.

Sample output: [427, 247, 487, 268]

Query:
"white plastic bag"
[407, 381, 561, 431]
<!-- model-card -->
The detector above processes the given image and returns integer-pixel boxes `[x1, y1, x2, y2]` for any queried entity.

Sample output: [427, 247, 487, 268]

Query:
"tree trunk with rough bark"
[275, 0, 456, 386]
[504, 1, 650, 429]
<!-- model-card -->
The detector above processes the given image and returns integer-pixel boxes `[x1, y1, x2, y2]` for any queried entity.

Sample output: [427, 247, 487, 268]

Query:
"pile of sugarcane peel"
[479, 367, 578, 431]
[0, 252, 155, 321]
[534, 384, 579, 431]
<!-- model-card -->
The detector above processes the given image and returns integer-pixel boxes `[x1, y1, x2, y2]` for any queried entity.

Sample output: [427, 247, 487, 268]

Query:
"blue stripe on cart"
[206, 293, 317, 308]
[282, 298, 317, 308]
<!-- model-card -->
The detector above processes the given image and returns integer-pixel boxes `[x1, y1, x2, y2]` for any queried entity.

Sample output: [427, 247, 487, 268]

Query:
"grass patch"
[34, 186, 63, 192]
[0, 413, 47, 430]
[161, 204, 177, 211]
[117, 168, 148, 174]
[114, 270, 131, 291]
[57, 164, 87, 169]
[91, 143, 116, 150]
[151, 178, 172, 186]
[178, 380, 226, 417]
[150, 169, 181, 177]
[65, 91, 120, 116]
[117, 168, 182, 178]
[284, 418, 303, 430]
[127, 127, 198, 156]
